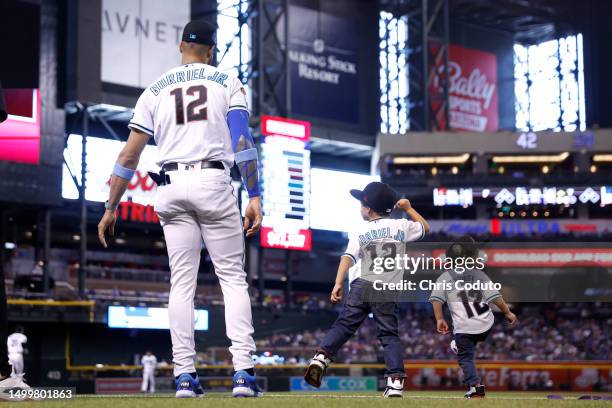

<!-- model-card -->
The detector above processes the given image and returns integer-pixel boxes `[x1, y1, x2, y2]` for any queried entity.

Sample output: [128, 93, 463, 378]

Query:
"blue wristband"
[113, 163, 135, 180]
[247, 182, 261, 198]
[235, 148, 258, 164]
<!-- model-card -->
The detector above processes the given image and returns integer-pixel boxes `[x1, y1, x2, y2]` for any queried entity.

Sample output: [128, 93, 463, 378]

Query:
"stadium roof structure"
[380, 0, 580, 45]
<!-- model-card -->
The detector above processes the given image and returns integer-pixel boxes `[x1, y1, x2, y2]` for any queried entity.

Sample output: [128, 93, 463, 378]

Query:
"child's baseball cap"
[350, 182, 398, 215]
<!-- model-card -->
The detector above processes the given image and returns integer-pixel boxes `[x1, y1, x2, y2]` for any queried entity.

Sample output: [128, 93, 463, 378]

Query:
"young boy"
[429, 236, 517, 398]
[304, 182, 430, 398]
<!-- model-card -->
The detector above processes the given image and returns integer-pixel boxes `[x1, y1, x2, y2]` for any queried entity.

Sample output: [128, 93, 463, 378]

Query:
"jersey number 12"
[459, 290, 490, 318]
[170, 85, 208, 125]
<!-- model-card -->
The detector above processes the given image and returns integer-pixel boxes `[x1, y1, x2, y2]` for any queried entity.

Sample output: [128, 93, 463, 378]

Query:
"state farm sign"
[431, 44, 498, 132]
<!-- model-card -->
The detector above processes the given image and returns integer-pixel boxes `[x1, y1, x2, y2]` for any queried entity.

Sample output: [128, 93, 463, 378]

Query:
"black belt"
[161, 161, 224, 172]
[149, 161, 225, 186]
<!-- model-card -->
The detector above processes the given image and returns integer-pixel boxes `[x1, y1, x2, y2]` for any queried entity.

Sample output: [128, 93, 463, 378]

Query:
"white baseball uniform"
[7, 333, 27, 376]
[429, 270, 501, 334]
[129, 63, 256, 376]
[141, 354, 158, 392]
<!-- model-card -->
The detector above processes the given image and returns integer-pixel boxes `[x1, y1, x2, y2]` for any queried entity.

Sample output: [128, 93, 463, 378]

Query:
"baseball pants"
[141, 370, 155, 392]
[454, 329, 491, 386]
[319, 278, 405, 378]
[154, 166, 256, 377]
[8, 353, 23, 376]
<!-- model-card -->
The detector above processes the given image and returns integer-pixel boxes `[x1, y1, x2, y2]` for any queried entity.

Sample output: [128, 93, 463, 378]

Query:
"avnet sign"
[101, 0, 190, 89]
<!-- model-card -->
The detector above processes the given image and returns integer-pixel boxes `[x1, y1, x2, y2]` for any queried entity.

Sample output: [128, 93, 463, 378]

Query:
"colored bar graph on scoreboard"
[260, 119, 311, 251]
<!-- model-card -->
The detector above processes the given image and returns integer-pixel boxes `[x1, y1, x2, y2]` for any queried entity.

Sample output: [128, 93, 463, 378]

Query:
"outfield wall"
[402, 361, 610, 392]
[59, 361, 611, 393]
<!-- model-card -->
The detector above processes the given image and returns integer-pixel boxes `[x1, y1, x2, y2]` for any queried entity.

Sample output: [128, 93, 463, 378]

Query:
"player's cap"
[446, 235, 479, 259]
[350, 182, 398, 215]
[181, 20, 216, 46]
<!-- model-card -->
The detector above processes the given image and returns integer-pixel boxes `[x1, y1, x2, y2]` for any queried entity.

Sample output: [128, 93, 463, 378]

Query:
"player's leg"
[141, 372, 148, 392]
[158, 211, 204, 397]
[12, 354, 24, 377]
[319, 279, 370, 356]
[304, 279, 370, 387]
[193, 180, 259, 397]
[149, 372, 155, 393]
[454, 333, 484, 398]
[371, 301, 405, 397]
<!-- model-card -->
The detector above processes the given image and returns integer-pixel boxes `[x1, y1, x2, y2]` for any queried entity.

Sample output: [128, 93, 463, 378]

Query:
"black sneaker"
[464, 384, 485, 398]
[303, 352, 331, 388]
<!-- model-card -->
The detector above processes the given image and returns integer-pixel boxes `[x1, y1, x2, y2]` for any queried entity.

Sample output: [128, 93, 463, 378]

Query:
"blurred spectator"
[255, 303, 611, 362]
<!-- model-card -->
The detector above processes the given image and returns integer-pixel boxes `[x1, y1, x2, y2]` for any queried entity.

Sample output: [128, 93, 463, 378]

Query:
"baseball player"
[429, 236, 517, 398]
[97, 20, 263, 398]
[304, 182, 430, 398]
[6, 326, 27, 378]
[140, 351, 158, 393]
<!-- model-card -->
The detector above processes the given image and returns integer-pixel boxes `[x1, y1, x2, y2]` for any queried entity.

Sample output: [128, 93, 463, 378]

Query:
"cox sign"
[290, 376, 377, 392]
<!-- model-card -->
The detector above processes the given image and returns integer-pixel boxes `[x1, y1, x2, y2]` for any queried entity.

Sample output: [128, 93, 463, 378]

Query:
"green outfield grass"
[4, 392, 611, 407]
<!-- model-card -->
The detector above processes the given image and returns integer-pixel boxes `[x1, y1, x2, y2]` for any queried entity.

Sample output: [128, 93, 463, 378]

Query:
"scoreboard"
[0, 89, 40, 164]
[260, 116, 312, 251]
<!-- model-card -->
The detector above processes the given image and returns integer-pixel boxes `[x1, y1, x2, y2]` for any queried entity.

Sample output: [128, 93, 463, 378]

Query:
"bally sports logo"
[430, 44, 498, 132]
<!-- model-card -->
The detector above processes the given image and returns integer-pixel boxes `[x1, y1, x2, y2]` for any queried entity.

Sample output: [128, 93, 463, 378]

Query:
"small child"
[304, 182, 430, 398]
[429, 236, 517, 398]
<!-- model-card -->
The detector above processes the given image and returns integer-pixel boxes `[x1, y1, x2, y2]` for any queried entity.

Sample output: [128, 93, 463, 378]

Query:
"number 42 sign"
[516, 132, 537, 149]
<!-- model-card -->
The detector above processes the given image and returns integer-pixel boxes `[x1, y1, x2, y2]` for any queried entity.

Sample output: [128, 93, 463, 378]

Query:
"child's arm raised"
[395, 199, 430, 234]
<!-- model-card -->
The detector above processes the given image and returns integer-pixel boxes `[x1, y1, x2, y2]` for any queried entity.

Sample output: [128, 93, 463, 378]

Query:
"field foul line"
[76, 393, 578, 401]
[265, 394, 551, 400]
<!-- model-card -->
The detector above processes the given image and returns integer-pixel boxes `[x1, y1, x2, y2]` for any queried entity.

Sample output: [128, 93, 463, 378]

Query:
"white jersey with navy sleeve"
[128, 63, 248, 167]
[429, 269, 501, 334]
[344, 217, 425, 284]
[135, 61, 257, 377]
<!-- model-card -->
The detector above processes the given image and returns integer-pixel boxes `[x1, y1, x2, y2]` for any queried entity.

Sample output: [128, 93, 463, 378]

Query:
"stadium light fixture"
[393, 153, 470, 165]
[593, 154, 612, 162]
[491, 152, 569, 163]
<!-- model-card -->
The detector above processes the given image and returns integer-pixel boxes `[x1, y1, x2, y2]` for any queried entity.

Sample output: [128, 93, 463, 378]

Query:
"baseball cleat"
[303, 352, 331, 388]
[232, 370, 263, 397]
[383, 376, 404, 398]
[175, 373, 204, 398]
[464, 384, 486, 398]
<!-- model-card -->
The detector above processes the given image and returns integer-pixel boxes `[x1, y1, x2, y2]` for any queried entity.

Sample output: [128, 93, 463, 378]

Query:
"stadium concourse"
[0, 0, 611, 403]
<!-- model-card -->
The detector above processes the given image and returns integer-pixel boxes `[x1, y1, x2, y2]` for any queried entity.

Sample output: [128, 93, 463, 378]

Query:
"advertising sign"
[290, 376, 377, 392]
[107, 306, 209, 330]
[432, 186, 612, 208]
[0, 89, 40, 164]
[260, 117, 311, 251]
[95, 378, 142, 394]
[404, 361, 611, 391]
[428, 219, 612, 237]
[288, 5, 359, 123]
[483, 248, 612, 268]
[101, 0, 190, 89]
[431, 44, 498, 132]
[62, 135, 159, 204]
